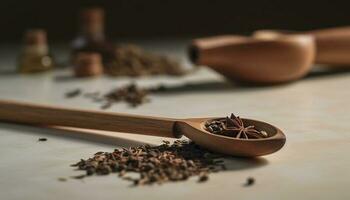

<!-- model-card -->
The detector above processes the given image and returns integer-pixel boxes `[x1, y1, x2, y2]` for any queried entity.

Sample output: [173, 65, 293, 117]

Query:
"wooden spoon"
[254, 26, 350, 65]
[0, 100, 286, 157]
[189, 34, 315, 83]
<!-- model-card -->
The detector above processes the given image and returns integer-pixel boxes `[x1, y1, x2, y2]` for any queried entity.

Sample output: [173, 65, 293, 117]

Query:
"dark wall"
[1, 0, 350, 42]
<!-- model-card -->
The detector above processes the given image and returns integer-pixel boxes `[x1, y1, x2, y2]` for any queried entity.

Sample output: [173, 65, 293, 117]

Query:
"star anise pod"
[205, 113, 268, 139]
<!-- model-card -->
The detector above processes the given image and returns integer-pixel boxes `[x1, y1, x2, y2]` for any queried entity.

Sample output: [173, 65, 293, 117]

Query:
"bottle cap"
[79, 7, 104, 37]
[24, 29, 47, 45]
[80, 7, 104, 24]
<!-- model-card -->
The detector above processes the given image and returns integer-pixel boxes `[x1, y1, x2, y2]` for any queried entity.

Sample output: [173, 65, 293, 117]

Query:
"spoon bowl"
[176, 117, 286, 157]
[0, 100, 286, 157]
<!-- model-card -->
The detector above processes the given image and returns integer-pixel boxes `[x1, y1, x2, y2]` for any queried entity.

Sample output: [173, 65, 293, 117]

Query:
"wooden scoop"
[0, 100, 286, 157]
[189, 34, 315, 83]
[254, 26, 350, 65]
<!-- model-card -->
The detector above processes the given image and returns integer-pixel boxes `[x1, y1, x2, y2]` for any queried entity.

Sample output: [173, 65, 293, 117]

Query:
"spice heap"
[65, 83, 150, 108]
[205, 114, 268, 139]
[71, 140, 226, 185]
[105, 44, 186, 77]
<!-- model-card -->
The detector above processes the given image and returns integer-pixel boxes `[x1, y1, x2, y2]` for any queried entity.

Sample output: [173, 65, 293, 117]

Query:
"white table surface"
[0, 39, 350, 200]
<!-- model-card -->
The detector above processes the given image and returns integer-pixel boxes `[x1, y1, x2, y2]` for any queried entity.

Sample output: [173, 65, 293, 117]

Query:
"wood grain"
[0, 100, 181, 138]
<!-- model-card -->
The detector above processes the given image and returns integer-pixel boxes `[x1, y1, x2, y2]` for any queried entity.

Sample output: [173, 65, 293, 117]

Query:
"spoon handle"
[307, 26, 350, 65]
[0, 100, 181, 138]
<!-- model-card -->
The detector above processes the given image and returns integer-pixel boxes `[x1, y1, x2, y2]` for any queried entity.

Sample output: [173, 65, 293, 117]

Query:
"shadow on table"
[151, 80, 281, 95]
[305, 66, 350, 79]
[151, 80, 236, 94]
[223, 156, 268, 171]
[0, 122, 145, 147]
[151, 68, 350, 95]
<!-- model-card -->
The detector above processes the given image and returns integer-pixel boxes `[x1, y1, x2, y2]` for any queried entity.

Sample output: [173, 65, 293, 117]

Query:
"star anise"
[205, 113, 268, 139]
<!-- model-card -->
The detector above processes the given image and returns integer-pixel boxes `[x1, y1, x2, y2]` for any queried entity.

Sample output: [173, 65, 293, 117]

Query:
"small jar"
[18, 29, 54, 73]
[73, 52, 104, 77]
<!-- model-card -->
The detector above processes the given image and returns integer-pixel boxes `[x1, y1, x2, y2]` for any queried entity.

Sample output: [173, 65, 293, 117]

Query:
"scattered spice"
[38, 138, 47, 142]
[65, 83, 150, 108]
[65, 89, 82, 98]
[244, 177, 255, 187]
[205, 114, 268, 139]
[70, 140, 226, 186]
[198, 173, 209, 183]
[102, 83, 149, 108]
[58, 177, 67, 182]
[106, 44, 186, 77]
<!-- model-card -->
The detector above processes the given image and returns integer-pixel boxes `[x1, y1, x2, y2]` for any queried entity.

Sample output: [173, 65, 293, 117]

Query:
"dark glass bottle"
[71, 8, 114, 65]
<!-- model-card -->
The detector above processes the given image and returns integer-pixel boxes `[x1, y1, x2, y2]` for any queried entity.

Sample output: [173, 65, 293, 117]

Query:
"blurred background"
[1, 0, 350, 42]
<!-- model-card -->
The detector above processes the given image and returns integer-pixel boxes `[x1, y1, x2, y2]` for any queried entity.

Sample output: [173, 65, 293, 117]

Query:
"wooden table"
[0, 39, 350, 200]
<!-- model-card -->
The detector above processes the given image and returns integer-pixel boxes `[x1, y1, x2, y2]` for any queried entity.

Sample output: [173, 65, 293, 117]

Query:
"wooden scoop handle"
[307, 26, 350, 65]
[254, 27, 350, 65]
[0, 100, 181, 138]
